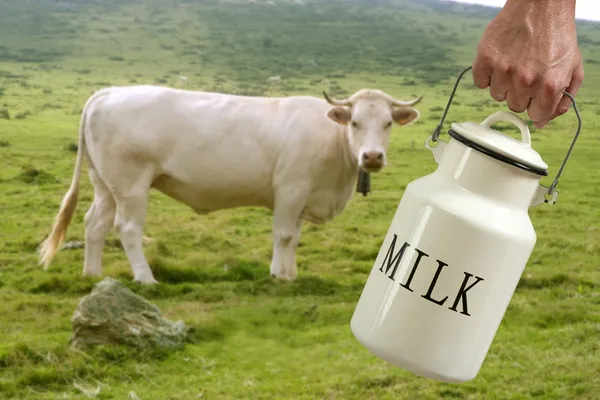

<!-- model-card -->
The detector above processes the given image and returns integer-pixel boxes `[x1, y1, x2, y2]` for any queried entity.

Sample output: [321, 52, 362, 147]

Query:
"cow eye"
[352, 121, 358, 128]
[385, 121, 392, 129]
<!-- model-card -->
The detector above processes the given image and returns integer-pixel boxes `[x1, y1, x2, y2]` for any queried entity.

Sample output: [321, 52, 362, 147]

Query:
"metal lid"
[449, 111, 549, 176]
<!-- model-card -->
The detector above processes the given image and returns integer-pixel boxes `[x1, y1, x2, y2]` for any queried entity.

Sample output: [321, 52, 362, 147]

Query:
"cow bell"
[357, 170, 371, 196]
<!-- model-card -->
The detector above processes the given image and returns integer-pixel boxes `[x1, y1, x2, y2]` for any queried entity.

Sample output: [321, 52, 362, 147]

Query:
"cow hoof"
[134, 276, 159, 285]
[270, 272, 296, 282]
[83, 270, 103, 277]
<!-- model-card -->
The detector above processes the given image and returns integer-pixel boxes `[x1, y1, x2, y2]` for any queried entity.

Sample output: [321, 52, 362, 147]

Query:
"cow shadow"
[117, 257, 349, 301]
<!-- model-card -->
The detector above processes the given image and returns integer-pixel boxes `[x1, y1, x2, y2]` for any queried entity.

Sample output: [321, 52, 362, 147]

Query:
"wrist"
[504, 0, 576, 18]
[502, 0, 577, 35]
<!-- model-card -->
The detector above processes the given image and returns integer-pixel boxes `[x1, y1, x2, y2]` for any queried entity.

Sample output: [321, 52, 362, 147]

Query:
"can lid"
[449, 111, 549, 176]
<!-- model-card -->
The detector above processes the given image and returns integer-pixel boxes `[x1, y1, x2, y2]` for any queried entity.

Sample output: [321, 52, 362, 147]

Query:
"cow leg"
[83, 168, 116, 277]
[270, 186, 307, 281]
[112, 176, 157, 285]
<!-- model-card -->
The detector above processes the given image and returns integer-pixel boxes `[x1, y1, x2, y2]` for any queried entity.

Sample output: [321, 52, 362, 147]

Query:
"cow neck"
[338, 124, 359, 183]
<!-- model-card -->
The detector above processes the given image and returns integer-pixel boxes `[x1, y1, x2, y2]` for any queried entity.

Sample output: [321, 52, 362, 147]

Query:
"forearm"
[504, 0, 576, 19]
[496, 0, 578, 47]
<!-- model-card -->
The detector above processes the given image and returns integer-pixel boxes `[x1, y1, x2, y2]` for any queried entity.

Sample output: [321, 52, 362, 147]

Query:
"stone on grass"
[61, 241, 84, 250]
[70, 277, 189, 349]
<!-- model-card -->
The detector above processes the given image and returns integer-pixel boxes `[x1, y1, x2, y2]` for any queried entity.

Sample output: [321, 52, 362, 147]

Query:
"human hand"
[472, 0, 584, 128]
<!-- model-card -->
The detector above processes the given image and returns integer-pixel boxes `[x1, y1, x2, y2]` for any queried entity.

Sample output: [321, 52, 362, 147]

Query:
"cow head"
[323, 89, 422, 173]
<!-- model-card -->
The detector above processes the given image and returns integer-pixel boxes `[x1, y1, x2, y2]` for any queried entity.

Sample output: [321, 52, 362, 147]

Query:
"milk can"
[350, 66, 582, 383]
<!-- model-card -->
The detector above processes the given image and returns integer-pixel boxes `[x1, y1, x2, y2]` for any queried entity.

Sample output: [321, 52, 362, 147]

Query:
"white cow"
[38, 86, 422, 284]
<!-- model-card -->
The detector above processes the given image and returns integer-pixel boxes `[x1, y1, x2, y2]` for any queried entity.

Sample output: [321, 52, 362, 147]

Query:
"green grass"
[1, 0, 600, 398]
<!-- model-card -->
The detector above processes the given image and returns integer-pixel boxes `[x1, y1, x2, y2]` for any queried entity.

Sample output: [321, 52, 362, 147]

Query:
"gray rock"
[70, 277, 189, 349]
[61, 241, 84, 250]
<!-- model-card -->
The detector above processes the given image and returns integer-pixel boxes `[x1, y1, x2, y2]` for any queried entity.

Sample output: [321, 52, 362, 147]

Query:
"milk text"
[378, 234, 484, 316]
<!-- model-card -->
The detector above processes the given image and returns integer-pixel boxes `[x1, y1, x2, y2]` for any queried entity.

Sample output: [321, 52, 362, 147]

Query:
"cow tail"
[38, 90, 102, 269]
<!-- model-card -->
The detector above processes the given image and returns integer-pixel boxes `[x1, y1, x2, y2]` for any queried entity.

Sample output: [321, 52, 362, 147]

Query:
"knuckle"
[542, 76, 564, 96]
[478, 51, 508, 74]
[543, 81, 559, 96]
[476, 48, 495, 65]
[515, 68, 536, 87]
[494, 60, 511, 75]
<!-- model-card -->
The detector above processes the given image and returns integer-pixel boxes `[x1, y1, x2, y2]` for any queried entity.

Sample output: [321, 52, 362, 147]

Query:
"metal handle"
[430, 65, 474, 144]
[428, 65, 582, 201]
[548, 91, 581, 196]
[481, 111, 532, 146]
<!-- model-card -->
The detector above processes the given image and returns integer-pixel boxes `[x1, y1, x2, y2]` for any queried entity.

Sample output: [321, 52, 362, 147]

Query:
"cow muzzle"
[360, 150, 385, 173]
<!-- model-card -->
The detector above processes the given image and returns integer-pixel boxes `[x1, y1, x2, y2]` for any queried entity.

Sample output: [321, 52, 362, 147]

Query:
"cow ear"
[327, 107, 351, 125]
[392, 108, 420, 126]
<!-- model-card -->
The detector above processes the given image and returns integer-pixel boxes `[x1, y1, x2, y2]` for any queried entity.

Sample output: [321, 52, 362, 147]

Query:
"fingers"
[570, 60, 585, 98]
[506, 90, 531, 113]
[472, 48, 584, 129]
[474, 55, 525, 106]
[550, 59, 584, 121]
[531, 58, 584, 128]
[489, 70, 511, 102]
[472, 55, 492, 89]
[527, 78, 565, 128]
[476, 62, 535, 112]
[506, 69, 536, 113]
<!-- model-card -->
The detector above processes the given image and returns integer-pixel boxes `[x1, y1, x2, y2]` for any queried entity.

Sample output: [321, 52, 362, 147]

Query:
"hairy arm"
[472, 0, 583, 128]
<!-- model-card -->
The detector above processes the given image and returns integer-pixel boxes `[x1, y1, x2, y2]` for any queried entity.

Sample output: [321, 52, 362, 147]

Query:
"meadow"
[0, 0, 599, 398]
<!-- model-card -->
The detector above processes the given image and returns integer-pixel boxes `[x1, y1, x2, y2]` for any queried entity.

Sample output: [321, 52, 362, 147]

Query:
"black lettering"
[421, 260, 449, 306]
[399, 248, 429, 292]
[378, 234, 409, 281]
[449, 272, 484, 316]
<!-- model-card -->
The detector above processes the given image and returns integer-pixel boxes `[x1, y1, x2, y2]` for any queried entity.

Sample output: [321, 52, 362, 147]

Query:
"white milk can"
[350, 66, 582, 383]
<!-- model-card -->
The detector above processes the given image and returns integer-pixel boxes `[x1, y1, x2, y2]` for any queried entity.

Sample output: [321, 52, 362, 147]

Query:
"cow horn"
[390, 95, 424, 107]
[323, 91, 352, 107]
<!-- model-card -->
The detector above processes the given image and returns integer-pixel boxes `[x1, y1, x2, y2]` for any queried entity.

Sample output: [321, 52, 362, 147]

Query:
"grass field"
[1, 0, 599, 398]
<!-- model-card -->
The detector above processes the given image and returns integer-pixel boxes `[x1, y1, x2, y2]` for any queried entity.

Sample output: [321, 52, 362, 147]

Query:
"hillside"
[1, 0, 598, 119]
[1, 0, 599, 399]
[1, 0, 599, 100]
